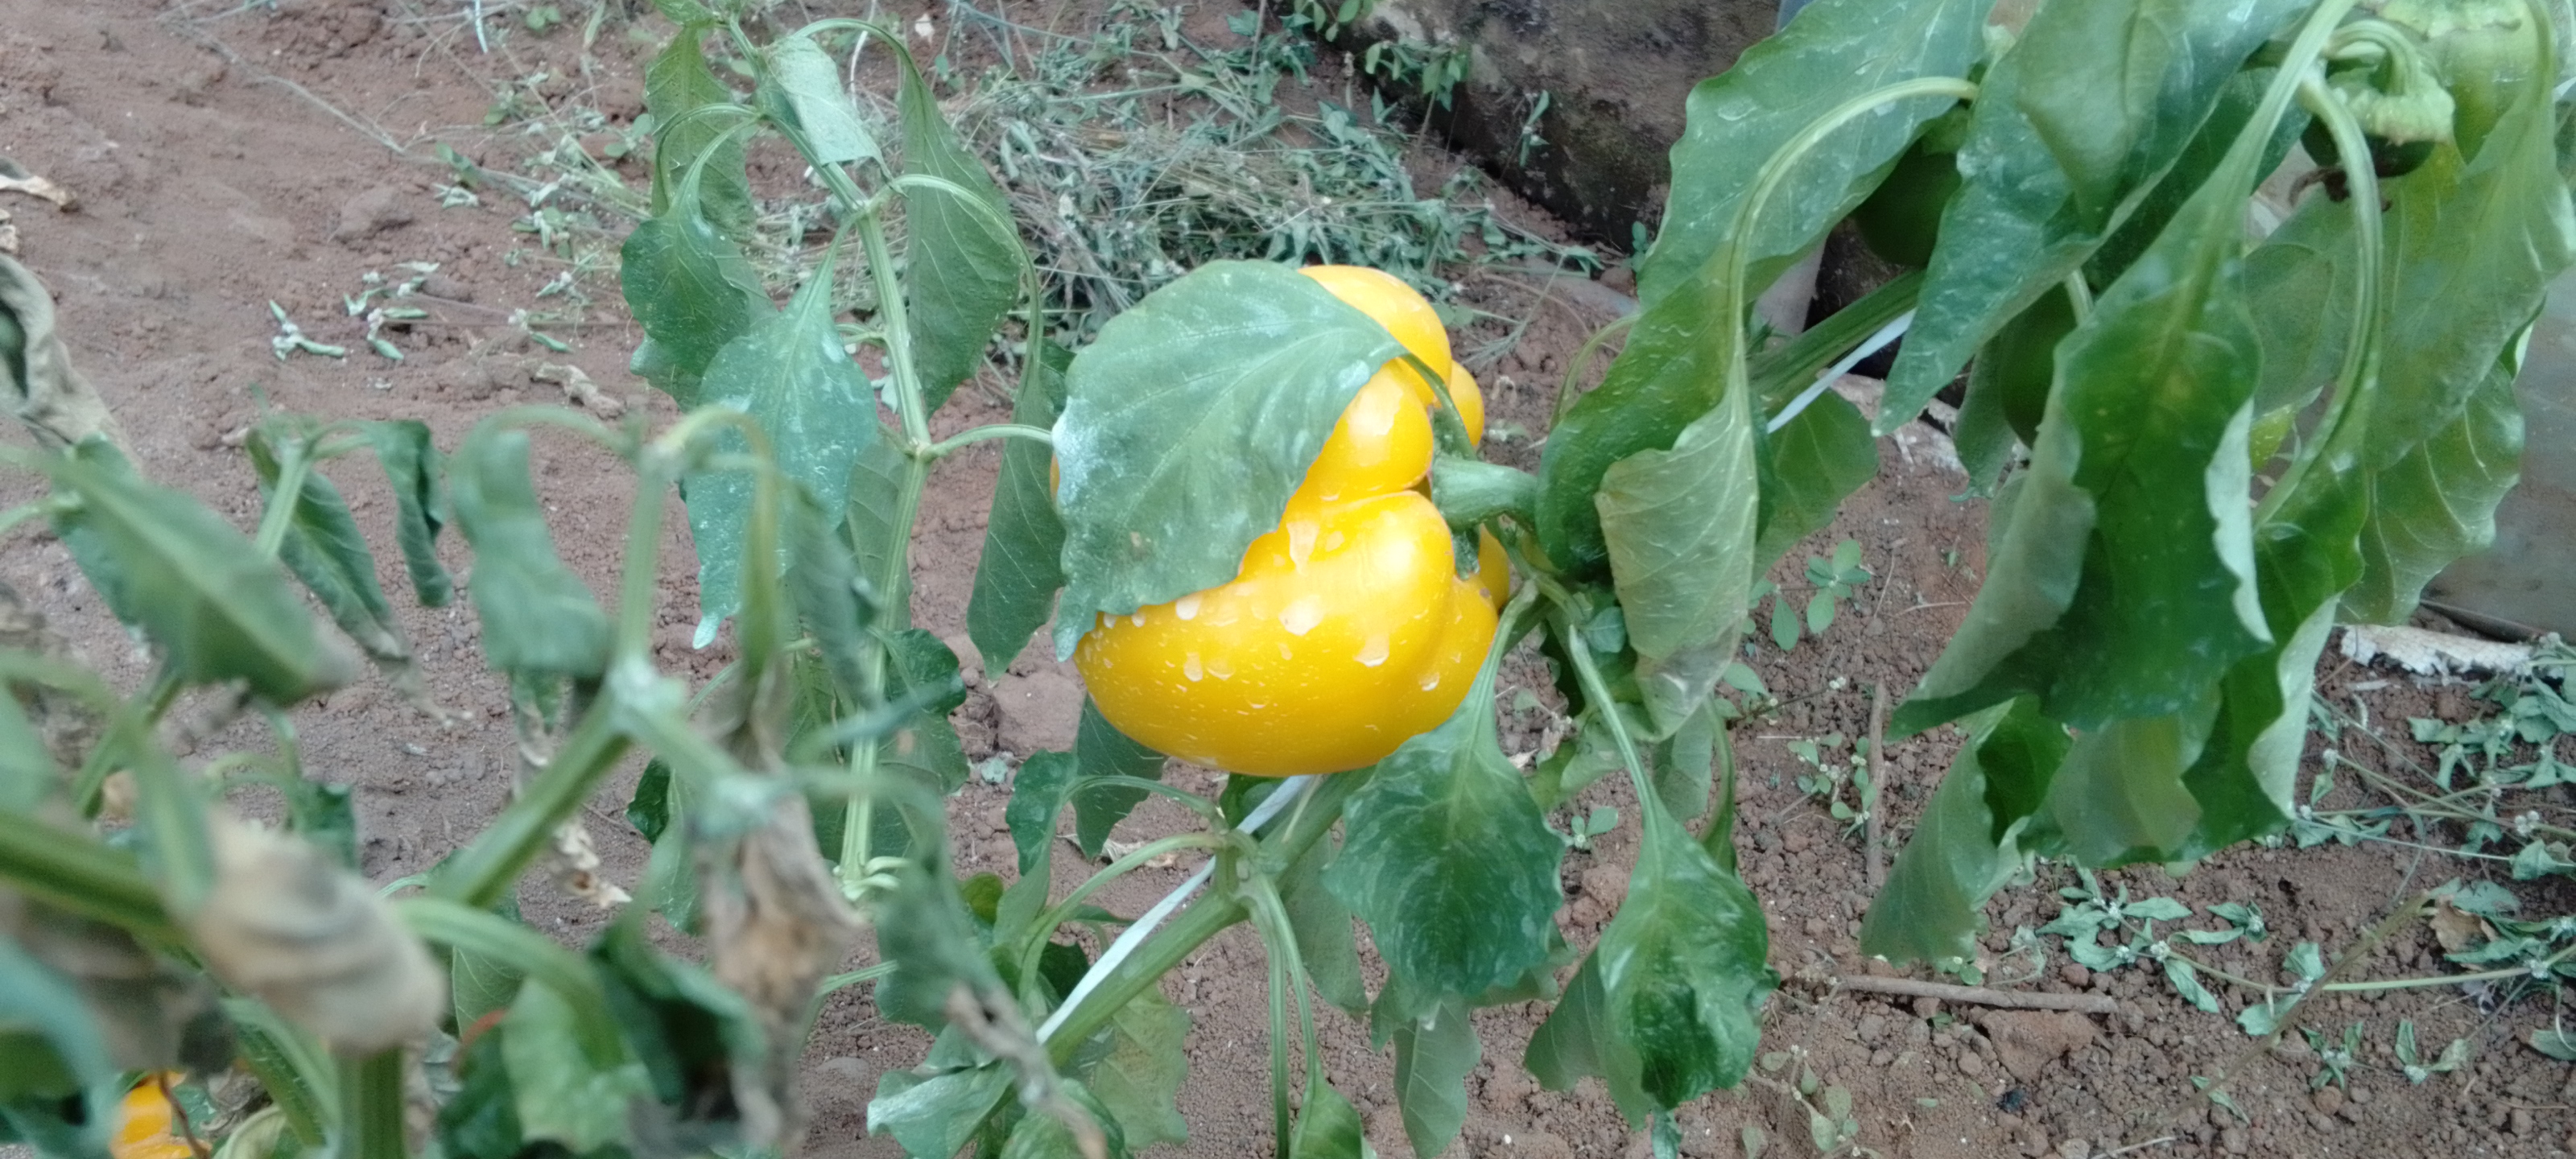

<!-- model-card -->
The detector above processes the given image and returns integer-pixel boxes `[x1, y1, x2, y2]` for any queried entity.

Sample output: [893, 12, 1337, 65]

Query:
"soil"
[4, 3, 2574, 1159]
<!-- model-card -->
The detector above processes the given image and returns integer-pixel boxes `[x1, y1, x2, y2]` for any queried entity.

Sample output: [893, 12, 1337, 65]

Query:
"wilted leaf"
[189, 813, 442, 1053]
[758, 32, 881, 168]
[446, 427, 612, 677]
[1861, 699, 2066, 965]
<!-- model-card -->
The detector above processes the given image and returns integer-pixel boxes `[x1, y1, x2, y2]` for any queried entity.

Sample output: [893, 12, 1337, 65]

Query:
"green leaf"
[434, 1029, 525, 1159]
[1861, 699, 2066, 965]
[588, 920, 768, 1149]
[1072, 983, 1189, 1150]
[847, 417, 919, 620]
[644, 27, 753, 234]
[0, 940, 115, 1146]
[1289, 1079, 1368, 1159]
[1280, 815, 1367, 1014]
[1752, 393, 1877, 571]
[1389, 1001, 1478, 1159]
[2347, 347, 2524, 623]
[1051, 261, 1402, 658]
[2365, 67, 2575, 472]
[502, 979, 650, 1153]
[758, 32, 881, 168]
[1069, 699, 1166, 858]
[1880, 0, 2308, 432]
[2529, 1029, 2576, 1062]
[900, 53, 1026, 411]
[683, 245, 882, 627]
[2087, 68, 2306, 289]
[1529, 801, 1776, 1123]
[869, 1063, 1010, 1159]
[1596, 384, 1758, 738]
[447, 428, 611, 677]
[1323, 663, 1564, 1010]
[359, 420, 452, 606]
[968, 341, 1071, 677]
[44, 447, 349, 703]
[1893, 89, 2280, 736]
[1636, 0, 1984, 308]
[622, 164, 774, 407]
[246, 429, 415, 684]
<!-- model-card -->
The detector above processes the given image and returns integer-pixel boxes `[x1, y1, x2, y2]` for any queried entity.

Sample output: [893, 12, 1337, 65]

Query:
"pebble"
[2060, 963, 2091, 988]
[2512, 1108, 2536, 1136]
[1959, 1051, 1986, 1079]
[2348, 1085, 2373, 1105]
[2054, 1140, 2090, 1159]
[2221, 1126, 2250, 1154]
[2311, 1086, 2343, 1116]
[1857, 1013, 1888, 1043]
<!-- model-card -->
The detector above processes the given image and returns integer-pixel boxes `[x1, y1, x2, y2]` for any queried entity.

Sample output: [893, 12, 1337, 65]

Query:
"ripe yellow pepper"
[1075, 266, 1506, 777]
[110, 1075, 195, 1159]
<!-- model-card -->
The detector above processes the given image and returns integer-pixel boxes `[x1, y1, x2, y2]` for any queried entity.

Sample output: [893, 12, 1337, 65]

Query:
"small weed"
[1752, 539, 1872, 654]
[1788, 732, 1869, 836]
[1567, 804, 1618, 852]
[2303, 1022, 2362, 1089]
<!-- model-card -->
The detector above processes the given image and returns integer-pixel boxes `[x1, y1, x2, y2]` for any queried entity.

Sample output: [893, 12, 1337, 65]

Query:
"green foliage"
[2, 4, 2570, 1159]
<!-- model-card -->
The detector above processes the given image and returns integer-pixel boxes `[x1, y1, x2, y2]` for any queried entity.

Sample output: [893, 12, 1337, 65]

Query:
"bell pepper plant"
[0, 0, 2566, 1157]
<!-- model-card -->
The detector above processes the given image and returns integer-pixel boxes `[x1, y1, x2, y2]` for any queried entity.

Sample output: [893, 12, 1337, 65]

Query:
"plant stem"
[254, 437, 315, 559]
[333, 1048, 407, 1159]
[1014, 831, 1232, 999]
[431, 703, 631, 910]
[923, 423, 1055, 459]
[1039, 773, 1360, 1066]
[0, 816, 180, 942]
[857, 202, 934, 450]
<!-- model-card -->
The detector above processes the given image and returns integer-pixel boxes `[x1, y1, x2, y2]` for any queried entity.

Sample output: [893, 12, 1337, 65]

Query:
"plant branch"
[1832, 975, 2122, 1015]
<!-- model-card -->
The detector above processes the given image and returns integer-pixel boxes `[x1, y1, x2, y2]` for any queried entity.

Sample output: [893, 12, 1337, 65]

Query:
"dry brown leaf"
[2429, 900, 2489, 955]
[188, 811, 442, 1052]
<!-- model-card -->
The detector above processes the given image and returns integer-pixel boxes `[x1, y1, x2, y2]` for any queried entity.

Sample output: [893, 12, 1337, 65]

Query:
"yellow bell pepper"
[110, 1075, 196, 1159]
[1075, 266, 1506, 777]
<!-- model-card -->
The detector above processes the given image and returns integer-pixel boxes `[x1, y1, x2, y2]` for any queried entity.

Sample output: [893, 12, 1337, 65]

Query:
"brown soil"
[3, 3, 2572, 1158]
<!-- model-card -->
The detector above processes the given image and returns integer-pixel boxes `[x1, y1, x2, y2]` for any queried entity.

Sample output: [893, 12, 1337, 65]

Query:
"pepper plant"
[1, 0, 2570, 1157]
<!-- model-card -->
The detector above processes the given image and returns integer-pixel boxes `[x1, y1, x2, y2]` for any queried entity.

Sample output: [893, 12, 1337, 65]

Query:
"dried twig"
[1833, 975, 2122, 1015]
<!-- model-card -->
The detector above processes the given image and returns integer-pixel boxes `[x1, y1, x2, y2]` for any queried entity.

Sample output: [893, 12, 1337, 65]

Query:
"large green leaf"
[758, 32, 881, 169]
[1880, 0, 2309, 432]
[869, 1063, 1010, 1159]
[622, 162, 774, 408]
[1525, 798, 1774, 1124]
[1050, 262, 1401, 658]
[2041, 709, 2211, 866]
[446, 429, 611, 678]
[2350, 351, 2526, 624]
[848, 417, 919, 621]
[1636, 0, 1984, 308]
[2087, 68, 2306, 289]
[360, 420, 452, 606]
[1278, 816, 1366, 1015]
[1533, 272, 1735, 575]
[682, 246, 882, 627]
[1288, 1079, 1368, 1159]
[644, 27, 752, 233]
[1070, 984, 1188, 1150]
[1389, 1000, 1477, 1159]
[246, 428, 415, 684]
[2366, 56, 2575, 472]
[1860, 699, 2067, 966]
[1596, 383, 1758, 736]
[1752, 392, 1877, 571]
[1893, 81, 2283, 736]
[900, 53, 1026, 412]
[1322, 658, 1563, 1013]
[968, 342, 1070, 677]
[45, 448, 349, 703]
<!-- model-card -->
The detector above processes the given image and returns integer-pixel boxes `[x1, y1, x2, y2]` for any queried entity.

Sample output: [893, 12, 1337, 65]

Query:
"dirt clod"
[993, 664, 1083, 755]
[328, 184, 412, 244]
[1979, 1011, 2096, 1083]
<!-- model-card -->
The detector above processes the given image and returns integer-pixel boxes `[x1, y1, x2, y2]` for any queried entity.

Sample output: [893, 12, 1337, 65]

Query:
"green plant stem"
[398, 897, 624, 1065]
[333, 1048, 407, 1159]
[1014, 831, 1232, 999]
[1039, 772, 1361, 1066]
[923, 423, 1055, 459]
[1746, 269, 1922, 412]
[254, 438, 316, 558]
[431, 703, 631, 910]
[1430, 457, 1538, 529]
[0, 816, 180, 942]
[857, 203, 935, 450]
[1553, 598, 1657, 813]
[1241, 874, 1307, 1159]
[2258, 15, 2382, 527]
